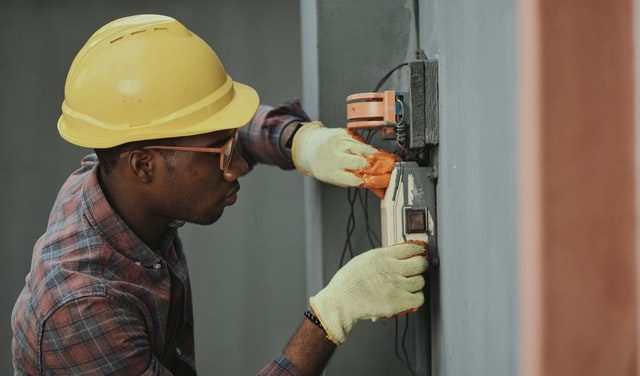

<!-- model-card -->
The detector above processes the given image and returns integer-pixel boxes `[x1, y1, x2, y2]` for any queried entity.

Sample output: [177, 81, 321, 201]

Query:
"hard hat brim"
[57, 80, 260, 149]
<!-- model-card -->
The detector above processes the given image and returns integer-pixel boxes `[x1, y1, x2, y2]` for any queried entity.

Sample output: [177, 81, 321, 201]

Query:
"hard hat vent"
[109, 27, 169, 44]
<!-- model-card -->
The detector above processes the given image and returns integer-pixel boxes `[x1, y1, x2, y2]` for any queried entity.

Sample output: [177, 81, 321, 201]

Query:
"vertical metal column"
[300, 0, 324, 300]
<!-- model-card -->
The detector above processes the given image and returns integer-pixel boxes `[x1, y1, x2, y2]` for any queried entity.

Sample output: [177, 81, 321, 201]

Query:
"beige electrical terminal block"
[346, 90, 396, 129]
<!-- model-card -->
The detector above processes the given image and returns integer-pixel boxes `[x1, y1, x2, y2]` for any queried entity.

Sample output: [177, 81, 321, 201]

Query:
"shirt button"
[175, 347, 182, 356]
[153, 263, 162, 270]
[134, 261, 141, 266]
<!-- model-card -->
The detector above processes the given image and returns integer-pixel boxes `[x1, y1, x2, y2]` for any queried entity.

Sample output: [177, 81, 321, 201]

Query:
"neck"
[98, 166, 170, 251]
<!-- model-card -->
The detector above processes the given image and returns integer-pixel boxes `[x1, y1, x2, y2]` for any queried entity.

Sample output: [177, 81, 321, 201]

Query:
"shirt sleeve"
[40, 296, 172, 376]
[238, 99, 311, 171]
[257, 354, 305, 376]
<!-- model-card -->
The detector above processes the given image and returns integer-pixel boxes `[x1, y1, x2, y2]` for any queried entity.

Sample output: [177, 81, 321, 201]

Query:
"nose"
[223, 150, 249, 181]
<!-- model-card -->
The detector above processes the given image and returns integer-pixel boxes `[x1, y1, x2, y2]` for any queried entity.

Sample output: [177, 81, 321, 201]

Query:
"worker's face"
[155, 129, 249, 225]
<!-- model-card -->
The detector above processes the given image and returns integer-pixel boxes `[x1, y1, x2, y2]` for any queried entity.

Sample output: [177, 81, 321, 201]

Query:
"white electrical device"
[381, 161, 435, 247]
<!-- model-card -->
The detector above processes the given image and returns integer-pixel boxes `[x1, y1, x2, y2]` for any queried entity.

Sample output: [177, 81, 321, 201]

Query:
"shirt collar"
[81, 164, 179, 266]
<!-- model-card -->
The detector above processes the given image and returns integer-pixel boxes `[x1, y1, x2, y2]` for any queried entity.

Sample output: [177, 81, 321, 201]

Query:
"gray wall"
[0, 1, 305, 375]
[420, 0, 519, 375]
[305, 0, 518, 375]
[308, 1, 430, 375]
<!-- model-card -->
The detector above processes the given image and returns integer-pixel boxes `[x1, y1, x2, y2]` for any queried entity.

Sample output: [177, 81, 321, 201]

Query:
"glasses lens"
[222, 133, 236, 170]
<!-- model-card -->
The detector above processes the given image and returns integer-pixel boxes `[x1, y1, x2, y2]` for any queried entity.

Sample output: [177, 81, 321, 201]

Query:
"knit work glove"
[291, 121, 400, 197]
[310, 242, 428, 345]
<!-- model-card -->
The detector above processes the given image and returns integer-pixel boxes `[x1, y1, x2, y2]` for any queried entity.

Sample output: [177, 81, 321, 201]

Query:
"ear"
[126, 150, 156, 183]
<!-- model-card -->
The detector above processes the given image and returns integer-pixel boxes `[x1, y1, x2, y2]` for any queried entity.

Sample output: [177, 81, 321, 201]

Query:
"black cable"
[340, 60, 421, 374]
[359, 190, 380, 249]
[340, 129, 384, 267]
[339, 187, 359, 267]
[370, 3, 429, 373]
[394, 317, 403, 363]
[365, 128, 376, 143]
[374, 63, 409, 92]
[359, 130, 382, 249]
[373, 67, 422, 373]
[413, 0, 428, 60]
[347, 189, 357, 260]
[401, 315, 411, 368]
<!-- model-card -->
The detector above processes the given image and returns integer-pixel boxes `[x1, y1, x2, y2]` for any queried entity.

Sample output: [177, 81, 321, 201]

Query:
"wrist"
[280, 121, 303, 158]
[304, 309, 325, 332]
[282, 314, 336, 375]
[291, 121, 324, 175]
[309, 294, 350, 346]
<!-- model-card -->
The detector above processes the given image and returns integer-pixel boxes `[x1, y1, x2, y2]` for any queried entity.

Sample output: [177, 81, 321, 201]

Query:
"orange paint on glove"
[291, 122, 403, 196]
[347, 147, 402, 198]
[346, 130, 402, 197]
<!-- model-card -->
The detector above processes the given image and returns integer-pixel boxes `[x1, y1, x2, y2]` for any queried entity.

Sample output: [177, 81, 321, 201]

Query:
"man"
[12, 15, 428, 375]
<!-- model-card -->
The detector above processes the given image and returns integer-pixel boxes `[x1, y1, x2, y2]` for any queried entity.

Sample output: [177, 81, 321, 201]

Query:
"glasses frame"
[119, 131, 238, 171]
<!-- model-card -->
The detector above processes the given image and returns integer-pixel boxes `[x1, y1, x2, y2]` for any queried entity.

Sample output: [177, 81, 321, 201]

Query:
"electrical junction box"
[345, 59, 438, 149]
[344, 57, 439, 376]
[408, 60, 439, 148]
[381, 162, 436, 246]
[380, 161, 437, 376]
[381, 59, 439, 376]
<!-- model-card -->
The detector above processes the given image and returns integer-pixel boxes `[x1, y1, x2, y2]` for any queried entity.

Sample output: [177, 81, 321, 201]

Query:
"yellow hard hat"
[58, 14, 259, 148]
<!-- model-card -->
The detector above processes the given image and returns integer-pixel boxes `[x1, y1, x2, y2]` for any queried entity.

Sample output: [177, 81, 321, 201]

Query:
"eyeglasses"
[119, 131, 238, 171]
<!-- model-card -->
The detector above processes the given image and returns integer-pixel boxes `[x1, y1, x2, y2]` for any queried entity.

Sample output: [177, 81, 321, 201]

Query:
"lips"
[224, 184, 240, 206]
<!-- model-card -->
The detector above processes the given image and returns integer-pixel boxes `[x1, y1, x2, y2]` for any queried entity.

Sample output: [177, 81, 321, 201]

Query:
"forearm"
[238, 100, 310, 170]
[282, 314, 337, 376]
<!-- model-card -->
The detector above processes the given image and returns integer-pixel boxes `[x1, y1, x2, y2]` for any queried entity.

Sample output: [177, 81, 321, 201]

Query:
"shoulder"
[29, 155, 113, 308]
[16, 221, 116, 336]
[43, 294, 146, 332]
[45, 154, 97, 228]
[27, 228, 113, 314]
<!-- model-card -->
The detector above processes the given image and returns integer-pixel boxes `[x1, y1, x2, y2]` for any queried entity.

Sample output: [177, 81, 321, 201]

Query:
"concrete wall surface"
[309, 1, 423, 374]
[305, 0, 518, 375]
[0, 1, 305, 375]
[419, 0, 519, 375]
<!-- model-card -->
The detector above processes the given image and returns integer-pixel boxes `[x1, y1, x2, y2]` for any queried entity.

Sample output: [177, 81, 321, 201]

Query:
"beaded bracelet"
[304, 310, 325, 332]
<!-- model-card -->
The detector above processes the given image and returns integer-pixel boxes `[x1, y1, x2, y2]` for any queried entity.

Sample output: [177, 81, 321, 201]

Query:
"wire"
[340, 59, 422, 374]
[340, 129, 382, 268]
[375, 2, 429, 373]
[361, 130, 382, 249]
[358, 190, 380, 249]
[413, 0, 428, 60]
[374, 63, 409, 92]
[394, 317, 403, 362]
[401, 315, 412, 368]
[339, 187, 359, 267]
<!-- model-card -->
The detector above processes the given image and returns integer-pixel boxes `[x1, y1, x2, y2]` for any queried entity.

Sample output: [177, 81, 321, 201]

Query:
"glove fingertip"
[338, 171, 365, 187]
[387, 242, 427, 259]
[346, 142, 379, 157]
[343, 154, 369, 170]
[411, 291, 425, 309]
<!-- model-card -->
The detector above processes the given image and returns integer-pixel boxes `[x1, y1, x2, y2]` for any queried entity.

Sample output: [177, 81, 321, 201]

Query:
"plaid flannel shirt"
[12, 101, 309, 376]
[239, 100, 310, 170]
